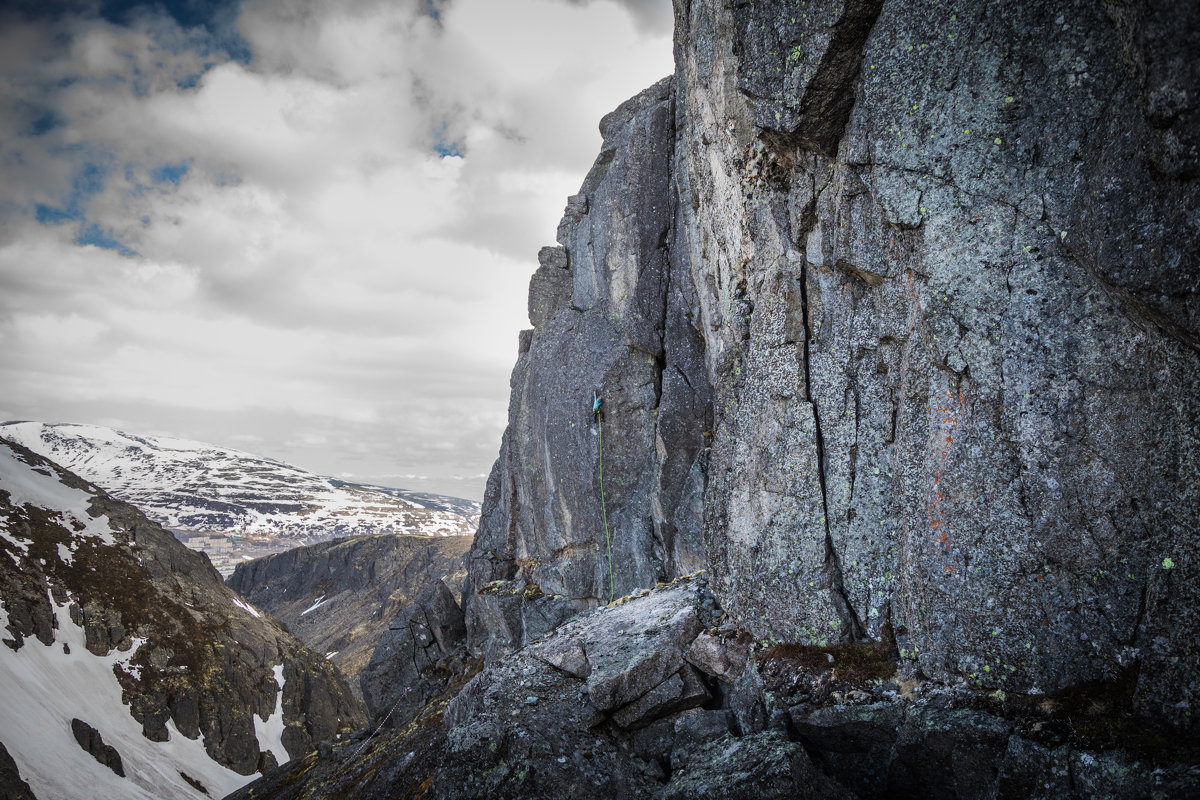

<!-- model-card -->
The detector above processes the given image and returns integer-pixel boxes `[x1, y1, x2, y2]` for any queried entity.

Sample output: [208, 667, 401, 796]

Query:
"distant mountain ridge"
[0, 422, 479, 544]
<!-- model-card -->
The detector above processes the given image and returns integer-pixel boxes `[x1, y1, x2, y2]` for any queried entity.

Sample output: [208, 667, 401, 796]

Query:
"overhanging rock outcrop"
[360, 578, 470, 731]
[466, 0, 1200, 730]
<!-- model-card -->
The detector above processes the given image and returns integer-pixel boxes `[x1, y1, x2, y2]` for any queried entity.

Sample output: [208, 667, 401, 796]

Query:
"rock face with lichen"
[0, 439, 364, 799]
[674, 0, 1199, 726]
[463, 74, 714, 661]
[466, 0, 1200, 728]
[359, 578, 473, 731]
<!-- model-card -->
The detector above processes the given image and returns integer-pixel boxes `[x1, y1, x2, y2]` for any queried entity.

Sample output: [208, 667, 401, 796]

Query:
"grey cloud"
[555, 0, 673, 35]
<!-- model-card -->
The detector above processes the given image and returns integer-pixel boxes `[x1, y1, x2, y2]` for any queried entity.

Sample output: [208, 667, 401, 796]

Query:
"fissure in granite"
[800, 233, 867, 643]
[675, 0, 1199, 725]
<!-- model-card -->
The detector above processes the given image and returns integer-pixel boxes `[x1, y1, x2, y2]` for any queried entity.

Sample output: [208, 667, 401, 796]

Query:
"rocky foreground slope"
[227, 575, 1200, 799]
[0, 438, 364, 799]
[230, 0, 1198, 797]
[227, 533, 471, 701]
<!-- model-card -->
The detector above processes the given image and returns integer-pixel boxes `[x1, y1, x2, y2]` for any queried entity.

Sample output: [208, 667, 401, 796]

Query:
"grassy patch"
[759, 626, 899, 688]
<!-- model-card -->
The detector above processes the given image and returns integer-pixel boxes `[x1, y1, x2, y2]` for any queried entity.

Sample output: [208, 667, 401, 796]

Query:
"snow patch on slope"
[0, 444, 114, 545]
[232, 597, 262, 619]
[0, 594, 251, 800]
[254, 664, 289, 766]
[300, 595, 329, 616]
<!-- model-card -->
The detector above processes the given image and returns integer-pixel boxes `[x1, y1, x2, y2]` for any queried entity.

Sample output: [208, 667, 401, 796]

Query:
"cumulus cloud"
[0, 0, 673, 499]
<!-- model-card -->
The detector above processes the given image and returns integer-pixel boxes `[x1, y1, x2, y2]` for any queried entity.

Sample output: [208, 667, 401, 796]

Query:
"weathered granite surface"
[673, 0, 1199, 730]
[224, 575, 1200, 799]
[461, 0, 1200, 732]
[359, 579, 471, 730]
[225, 578, 719, 800]
[463, 73, 715, 660]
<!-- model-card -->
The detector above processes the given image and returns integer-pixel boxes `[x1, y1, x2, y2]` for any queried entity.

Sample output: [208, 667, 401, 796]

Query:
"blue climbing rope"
[594, 391, 613, 604]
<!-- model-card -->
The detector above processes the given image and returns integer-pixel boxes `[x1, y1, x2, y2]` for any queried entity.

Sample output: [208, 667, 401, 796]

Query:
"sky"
[0, 0, 674, 500]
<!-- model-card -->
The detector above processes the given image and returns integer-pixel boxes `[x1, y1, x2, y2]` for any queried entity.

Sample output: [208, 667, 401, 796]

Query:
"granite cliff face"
[464, 74, 714, 660]
[230, 1, 1199, 797]
[467, 0, 1200, 726]
[0, 439, 364, 799]
[674, 0, 1198, 724]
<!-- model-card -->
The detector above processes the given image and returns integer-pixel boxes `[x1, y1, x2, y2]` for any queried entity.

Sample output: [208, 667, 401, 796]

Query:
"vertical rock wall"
[674, 0, 1199, 724]
[465, 0, 1199, 728]
[464, 77, 714, 659]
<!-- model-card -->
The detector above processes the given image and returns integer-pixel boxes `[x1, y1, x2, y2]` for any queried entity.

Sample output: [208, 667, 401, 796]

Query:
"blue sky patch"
[35, 159, 109, 223]
[151, 162, 190, 185]
[35, 204, 78, 225]
[74, 161, 108, 196]
[10, 0, 253, 64]
[34, 157, 137, 255]
[77, 223, 138, 257]
[98, 0, 240, 37]
[29, 111, 61, 136]
[433, 123, 463, 158]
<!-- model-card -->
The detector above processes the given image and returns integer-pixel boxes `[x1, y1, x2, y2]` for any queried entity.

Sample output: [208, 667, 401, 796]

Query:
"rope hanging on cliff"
[594, 391, 613, 605]
[347, 685, 410, 764]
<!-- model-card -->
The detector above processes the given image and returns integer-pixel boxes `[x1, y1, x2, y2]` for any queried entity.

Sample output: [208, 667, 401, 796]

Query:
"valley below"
[227, 532, 472, 702]
[176, 530, 295, 577]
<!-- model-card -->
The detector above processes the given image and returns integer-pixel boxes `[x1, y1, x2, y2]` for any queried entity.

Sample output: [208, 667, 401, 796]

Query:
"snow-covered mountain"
[0, 439, 363, 800]
[0, 422, 479, 544]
